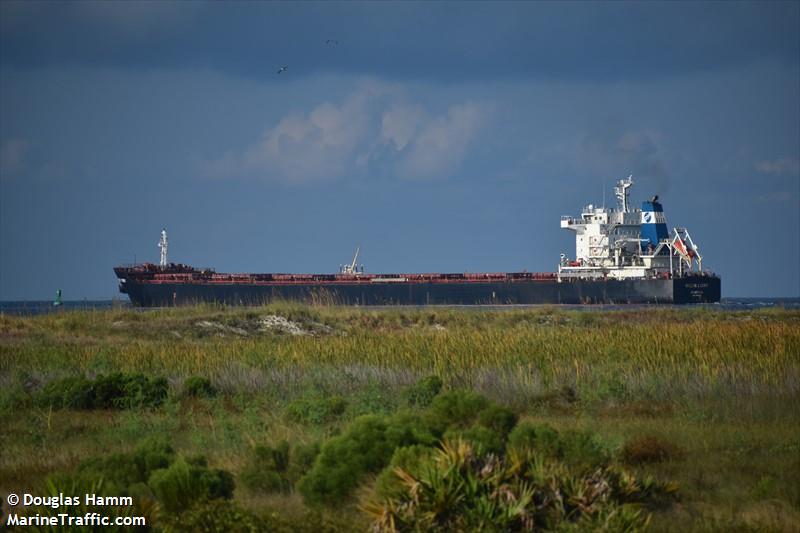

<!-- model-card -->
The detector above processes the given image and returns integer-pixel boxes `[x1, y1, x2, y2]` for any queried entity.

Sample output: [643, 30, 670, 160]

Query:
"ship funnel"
[640, 198, 668, 251]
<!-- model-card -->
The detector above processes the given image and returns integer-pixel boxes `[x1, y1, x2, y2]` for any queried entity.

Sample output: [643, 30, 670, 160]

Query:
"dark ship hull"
[115, 266, 720, 306]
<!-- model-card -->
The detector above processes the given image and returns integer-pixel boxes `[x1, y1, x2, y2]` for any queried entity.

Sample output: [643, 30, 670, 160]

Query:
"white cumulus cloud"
[207, 81, 492, 184]
[396, 102, 489, 180]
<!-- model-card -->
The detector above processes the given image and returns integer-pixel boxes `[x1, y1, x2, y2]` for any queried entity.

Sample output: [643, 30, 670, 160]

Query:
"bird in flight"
[277, 65, 288, 74]
[325, 39, 340, 45]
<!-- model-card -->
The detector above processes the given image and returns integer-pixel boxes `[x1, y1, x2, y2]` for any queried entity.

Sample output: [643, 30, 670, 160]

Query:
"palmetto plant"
[364, 440, 676, 532]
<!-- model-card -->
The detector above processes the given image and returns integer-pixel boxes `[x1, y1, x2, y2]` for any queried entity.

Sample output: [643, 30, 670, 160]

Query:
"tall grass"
[2, 307, 797, 409]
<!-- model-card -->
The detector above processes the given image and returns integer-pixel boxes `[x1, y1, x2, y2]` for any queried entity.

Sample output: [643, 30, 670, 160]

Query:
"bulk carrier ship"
[114, 176, 720, 306]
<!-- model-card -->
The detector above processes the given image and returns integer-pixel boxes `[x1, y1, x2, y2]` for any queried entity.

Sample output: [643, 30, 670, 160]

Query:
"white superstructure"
[558, 176, 703, 280]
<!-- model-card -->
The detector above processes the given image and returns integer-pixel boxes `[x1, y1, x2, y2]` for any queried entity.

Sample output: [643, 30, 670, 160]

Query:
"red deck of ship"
[117, 264, 557, 285]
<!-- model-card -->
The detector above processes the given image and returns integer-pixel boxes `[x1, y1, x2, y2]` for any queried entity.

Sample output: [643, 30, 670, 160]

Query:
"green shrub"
[159, 499, 263, 533]
[241, 441, 292, 493]
[476, 404, 518, 438]
[93, 373, 168, 409]
[365, 439, 677, 532]
[375, 445, 435, 501]
[298, 415, 414, 505]
[39, 376, 94, 409]
[286, 395, 347, 425]
[507, 423, 608, 471]
[424, 390, 489, 434]
[287, 441, 322, 485]
[53, 438, 175, 495]
[39, 373, 168, 410]
[50, 439, 234, 519]
[507, 423, 562, 458]
[404, 375, 443, 408]
[183, 376, 217, 398]
[559, 429, 610, 471]
[383, 411, 438, 448]
[148, 457, 234, 514]
[299, 392, 521, 506]
[347, 385, 396, 417]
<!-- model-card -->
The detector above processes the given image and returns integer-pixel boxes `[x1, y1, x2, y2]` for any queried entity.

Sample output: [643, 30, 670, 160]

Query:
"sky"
[1, 0, 798, 299]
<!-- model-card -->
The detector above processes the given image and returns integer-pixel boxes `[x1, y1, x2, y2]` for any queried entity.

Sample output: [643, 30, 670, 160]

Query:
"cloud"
[395, 102, 489, 180]
[381, 104, 424, 151]
[0, 138, 29, 179]
[208, 82, 492, 183]
[754, 157, 800, 176]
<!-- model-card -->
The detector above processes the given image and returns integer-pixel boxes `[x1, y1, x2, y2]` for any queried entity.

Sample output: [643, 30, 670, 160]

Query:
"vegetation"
[1, 303, 798, 531]
[39, 372, 168, 410]
[365, 439, 677, 532]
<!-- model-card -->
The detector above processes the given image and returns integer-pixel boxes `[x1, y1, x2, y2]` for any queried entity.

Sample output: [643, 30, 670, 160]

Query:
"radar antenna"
[158, 228, 168, 267]
[614, 175, 634, 213]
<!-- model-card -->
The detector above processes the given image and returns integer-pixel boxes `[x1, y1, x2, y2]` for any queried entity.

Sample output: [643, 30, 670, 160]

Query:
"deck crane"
[340, 246, 363, 275]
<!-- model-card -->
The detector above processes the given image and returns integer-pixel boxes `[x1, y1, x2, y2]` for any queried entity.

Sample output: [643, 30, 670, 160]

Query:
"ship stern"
[673, 274, 721, 304]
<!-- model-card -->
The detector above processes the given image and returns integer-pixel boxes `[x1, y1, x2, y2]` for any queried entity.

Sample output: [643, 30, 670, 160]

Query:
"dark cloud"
[1, 1, 797, 82]
[580, 129, 670, 194]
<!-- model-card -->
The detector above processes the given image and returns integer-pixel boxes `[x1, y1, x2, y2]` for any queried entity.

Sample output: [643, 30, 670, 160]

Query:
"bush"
[286, 395, 347, 425]
[50, 439, 234, 524]
[39, 376, 94, 409]
[404, 375, 443, 408]
[424, 391, 490, 434]
[383, 411, 438, 448]
[559, 429, 610, 471]
[375, 445, 434, 500]
[298, 416, 399, 505]
[621, 434, 684, 465]
[183, 376, 217, 398]
[55, 439, 175, 494]
[507, 423, 608, 471]
[159, 499, 264, 533]
[365, 439, 678, 532]
[347, 385, 396, 417]
[240, 439, 323, 495]
[507, 423, 562, 458]
[93, 373, 168, 409]
[148, 457, 234, 514]
[39, 373, 168, 409]
[476, 404, 518, 439]
[287, 441, 322, 485]
[298, 392, 520, 506]
[241, 441, 292, 493]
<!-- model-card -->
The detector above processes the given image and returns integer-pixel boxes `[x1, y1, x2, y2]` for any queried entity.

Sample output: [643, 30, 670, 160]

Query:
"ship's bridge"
[557, 175, 706, 280]
[561, 205, 615, 228]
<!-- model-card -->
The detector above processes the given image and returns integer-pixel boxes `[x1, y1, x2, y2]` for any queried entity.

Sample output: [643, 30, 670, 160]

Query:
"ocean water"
[0, 298, 797, 316]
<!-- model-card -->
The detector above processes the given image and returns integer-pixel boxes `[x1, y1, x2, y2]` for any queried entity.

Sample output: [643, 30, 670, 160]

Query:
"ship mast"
[614, 175, 633, 213]
[158, 228, 168, 267]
